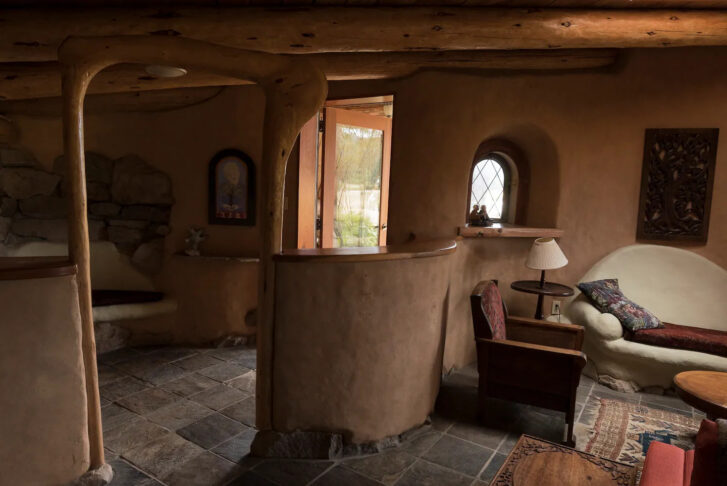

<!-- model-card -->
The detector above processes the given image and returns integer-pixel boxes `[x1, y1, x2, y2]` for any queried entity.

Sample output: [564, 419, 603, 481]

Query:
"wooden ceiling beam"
[0, 7, 725, 63]
[0, 49, 617, 101]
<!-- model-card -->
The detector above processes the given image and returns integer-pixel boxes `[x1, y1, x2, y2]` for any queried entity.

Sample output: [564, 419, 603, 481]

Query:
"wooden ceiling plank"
[0, 49, 616, 101]
[0, 7, 725, 63]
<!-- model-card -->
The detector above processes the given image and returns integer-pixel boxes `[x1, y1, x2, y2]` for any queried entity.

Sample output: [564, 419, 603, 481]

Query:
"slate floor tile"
[254, 459, 333, 486]
[136, 363, 188, 386]
[100, 376, 150, 401]
[207, 346, 252, 361]
[448, 422, 506, 450]
[479, 452, 507, 482]
[102, 403, 139, 432]
[175, 353, 224, 371]
[211, 428, 258, 463]
[104, 418, 169, 454]
[108, 458, 162, 485]
[229, 370, 256, 393]
[177, 412, 248, 449]
[345, 449, 416, 485]
[117, 387, 180, 415]
[123, 433, 204, 479]
[422, 435, 491, 477]
[146, 399, 213, 430]
[163, 451, 242, 486]
[198, 362, 251, 382]
[115, 355, 169, 377]
[162, 373, 219, 398]
[191, 384, 249, 411]
[641, 393, 691, 412]
[98, 347, 143, 365]
[591, 388, 640, 404]
[311, 465, 384, 486]
[400, 429, 442, 456]
[429, 414, 454, 432]
[228, 471, 279, 486]
[149, 347, 198, 364]
[394, 460, 472, 486]
[97, 364, 126, 386]
[221, 396, 256, 427]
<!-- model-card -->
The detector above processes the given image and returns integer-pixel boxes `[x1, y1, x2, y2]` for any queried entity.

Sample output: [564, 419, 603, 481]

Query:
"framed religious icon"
[208, 149, 256, 226]
[636, 128, 718, 243]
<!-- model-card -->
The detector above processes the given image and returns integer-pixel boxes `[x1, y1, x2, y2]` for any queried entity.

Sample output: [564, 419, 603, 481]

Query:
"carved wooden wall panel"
[637, 128, 718, 243]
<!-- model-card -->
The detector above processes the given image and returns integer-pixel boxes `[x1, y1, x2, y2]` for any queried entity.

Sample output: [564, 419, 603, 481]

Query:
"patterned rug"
[575, 398, 700, 473]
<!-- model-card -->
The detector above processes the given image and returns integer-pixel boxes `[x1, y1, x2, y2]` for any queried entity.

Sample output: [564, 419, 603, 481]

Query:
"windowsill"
[458, 223, 564, 238]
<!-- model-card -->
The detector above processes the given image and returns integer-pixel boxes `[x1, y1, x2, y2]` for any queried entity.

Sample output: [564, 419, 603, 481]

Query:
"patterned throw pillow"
[577, 279, 663, 332]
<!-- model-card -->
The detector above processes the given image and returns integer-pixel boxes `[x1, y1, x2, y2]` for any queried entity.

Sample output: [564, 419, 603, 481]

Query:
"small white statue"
[184, 227, 207, 256]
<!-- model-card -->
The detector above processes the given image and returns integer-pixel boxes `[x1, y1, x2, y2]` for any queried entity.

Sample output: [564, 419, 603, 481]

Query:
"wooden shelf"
[274, 239, 457, 262]
[459, 224, 563, 239]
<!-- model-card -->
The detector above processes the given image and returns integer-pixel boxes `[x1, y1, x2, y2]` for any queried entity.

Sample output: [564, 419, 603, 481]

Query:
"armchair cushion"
[480, 281, 507, 340]
[578, 278, 663, 332]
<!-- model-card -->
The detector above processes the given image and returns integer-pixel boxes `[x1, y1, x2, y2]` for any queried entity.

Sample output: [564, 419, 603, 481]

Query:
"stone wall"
[0, 147, 174, 273]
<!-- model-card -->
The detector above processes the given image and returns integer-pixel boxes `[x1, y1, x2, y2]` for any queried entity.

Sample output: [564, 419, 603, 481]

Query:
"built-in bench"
[2, 240, 178, 352]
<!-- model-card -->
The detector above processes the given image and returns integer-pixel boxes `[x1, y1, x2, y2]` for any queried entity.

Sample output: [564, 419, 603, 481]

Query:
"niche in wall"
[467, 138, 530, 225]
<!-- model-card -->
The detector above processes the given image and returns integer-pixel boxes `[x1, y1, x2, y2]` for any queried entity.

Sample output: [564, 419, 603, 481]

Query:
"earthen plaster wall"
[0, 274, 88, 485]
[331, 47, 727, 368]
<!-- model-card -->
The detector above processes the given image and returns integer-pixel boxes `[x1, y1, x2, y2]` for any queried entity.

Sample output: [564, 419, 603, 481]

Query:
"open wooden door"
[320, 107, 392, 248]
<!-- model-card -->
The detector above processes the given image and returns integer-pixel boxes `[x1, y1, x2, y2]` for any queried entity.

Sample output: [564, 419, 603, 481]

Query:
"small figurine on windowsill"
[469, 204, 493, 227]
[184, 227, 208, 256]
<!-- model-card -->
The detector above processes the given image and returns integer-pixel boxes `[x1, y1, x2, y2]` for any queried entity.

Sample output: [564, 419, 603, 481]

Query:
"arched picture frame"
[208, 148, 256, 226]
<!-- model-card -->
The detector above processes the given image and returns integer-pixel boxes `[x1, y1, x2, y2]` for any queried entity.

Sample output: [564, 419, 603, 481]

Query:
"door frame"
[320, 106, 392, 248]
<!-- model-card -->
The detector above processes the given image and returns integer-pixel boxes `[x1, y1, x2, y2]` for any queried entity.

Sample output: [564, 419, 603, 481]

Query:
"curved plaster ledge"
[254, 240, 455, 457]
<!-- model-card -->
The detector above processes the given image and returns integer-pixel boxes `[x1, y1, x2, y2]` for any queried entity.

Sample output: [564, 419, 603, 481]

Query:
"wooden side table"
[510, 280, 574, 320]
[674, 370, 727, 419]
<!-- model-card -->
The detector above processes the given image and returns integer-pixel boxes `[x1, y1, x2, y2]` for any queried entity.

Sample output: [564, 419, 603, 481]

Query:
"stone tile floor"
[100, 346, 702, 486]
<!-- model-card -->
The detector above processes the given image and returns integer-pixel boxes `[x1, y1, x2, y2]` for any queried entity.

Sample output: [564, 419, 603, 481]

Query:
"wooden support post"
[60, 65, 105, 469]
[57, 35, 327, 455]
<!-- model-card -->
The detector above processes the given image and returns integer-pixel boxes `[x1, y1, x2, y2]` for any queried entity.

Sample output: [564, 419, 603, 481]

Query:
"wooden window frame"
[467, 139, 529, 225]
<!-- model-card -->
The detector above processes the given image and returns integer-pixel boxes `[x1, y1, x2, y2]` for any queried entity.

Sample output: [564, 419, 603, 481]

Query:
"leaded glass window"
[470, 155, 509, 220]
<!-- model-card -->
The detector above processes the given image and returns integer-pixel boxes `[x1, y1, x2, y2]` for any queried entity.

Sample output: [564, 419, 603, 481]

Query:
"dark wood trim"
[274, 238, 456, 262]
[0, 257, 77, 280]
[467, 138, 529, 225]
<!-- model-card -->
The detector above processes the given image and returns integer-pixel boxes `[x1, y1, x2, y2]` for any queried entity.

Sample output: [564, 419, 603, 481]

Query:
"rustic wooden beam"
[0, 7, 726, 63]
[4, 0, 727, 8]
[0, 86, 225, 115]
[0, 48, 616, 101]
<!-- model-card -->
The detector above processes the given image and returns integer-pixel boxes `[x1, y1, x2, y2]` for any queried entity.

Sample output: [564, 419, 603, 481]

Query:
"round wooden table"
[674, 370, 727, 419]
[510, 280, 574, 320]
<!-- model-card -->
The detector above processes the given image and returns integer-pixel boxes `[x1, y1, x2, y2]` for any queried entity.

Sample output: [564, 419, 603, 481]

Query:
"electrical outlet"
[551, 300, 562, 316]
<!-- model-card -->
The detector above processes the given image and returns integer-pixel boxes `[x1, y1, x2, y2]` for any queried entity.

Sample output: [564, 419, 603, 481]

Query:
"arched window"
[467, 139, 528, 225]
[470, 154, 510, 221]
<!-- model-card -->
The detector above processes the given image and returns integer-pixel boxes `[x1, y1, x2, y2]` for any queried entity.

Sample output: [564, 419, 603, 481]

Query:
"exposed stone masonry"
[0, 147, 174, 274]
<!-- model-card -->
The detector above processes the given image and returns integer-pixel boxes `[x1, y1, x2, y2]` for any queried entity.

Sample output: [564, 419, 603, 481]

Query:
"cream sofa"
[560, 244, 727, 392]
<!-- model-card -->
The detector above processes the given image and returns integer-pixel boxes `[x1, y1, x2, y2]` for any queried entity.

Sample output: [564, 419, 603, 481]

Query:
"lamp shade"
[525, 237, 568, 270]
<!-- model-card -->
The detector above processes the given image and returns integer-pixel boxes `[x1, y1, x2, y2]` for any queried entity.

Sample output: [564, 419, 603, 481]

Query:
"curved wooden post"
[61, 64, 104, 469]
[57, 35, 327, 470]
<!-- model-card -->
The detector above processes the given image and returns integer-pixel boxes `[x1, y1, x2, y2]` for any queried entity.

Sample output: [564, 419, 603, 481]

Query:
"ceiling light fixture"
[145, 65, 188, 78]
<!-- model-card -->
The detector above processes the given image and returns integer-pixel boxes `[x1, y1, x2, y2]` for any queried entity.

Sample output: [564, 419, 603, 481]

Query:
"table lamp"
[526, 237, 568, 287]
[510, 237, 573, 320]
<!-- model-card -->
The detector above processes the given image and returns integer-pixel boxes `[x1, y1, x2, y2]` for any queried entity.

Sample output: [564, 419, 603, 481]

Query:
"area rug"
[575, 398, 700, 472]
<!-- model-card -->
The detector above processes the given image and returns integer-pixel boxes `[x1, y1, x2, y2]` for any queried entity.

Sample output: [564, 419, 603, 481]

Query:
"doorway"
[297, 96, 393, 249]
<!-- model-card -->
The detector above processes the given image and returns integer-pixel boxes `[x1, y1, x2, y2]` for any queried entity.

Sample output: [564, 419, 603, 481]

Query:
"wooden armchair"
[470, 280, 587, 446]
